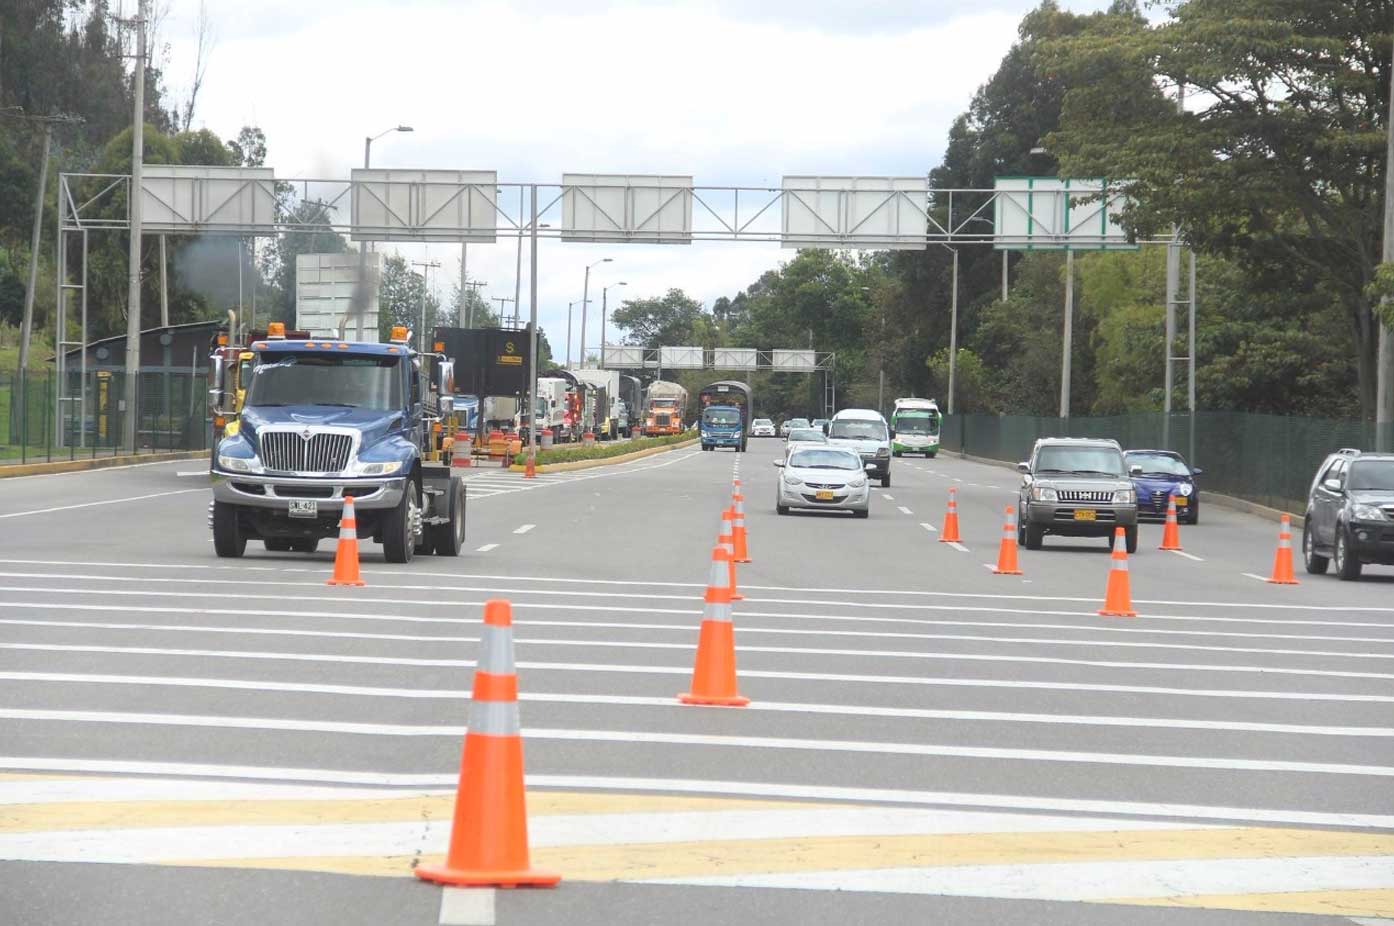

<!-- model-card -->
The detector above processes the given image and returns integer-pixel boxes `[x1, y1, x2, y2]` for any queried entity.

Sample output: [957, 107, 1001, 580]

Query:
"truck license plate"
[816, 490, 835, 501]
[1073, 509, 1096, 521]
[288, 499, 318, 519]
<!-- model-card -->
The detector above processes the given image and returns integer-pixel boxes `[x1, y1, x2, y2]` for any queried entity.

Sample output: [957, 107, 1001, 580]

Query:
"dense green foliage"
[512, 431, 694, 467]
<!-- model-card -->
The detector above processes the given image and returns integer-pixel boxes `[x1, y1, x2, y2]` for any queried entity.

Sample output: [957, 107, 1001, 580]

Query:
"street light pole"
[122, 0, 147, 452]
[579, 258, 612, 368]
[941, 246, 959, 416]
[410, 259, 439, 351]
[601, 282, 627, 367]
[566, 302, 574, 366]
[1377, 34, 1394, 451]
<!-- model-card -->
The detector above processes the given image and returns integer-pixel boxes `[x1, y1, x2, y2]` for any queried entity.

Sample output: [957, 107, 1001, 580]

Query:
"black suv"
[1304, 449, 1394, 580]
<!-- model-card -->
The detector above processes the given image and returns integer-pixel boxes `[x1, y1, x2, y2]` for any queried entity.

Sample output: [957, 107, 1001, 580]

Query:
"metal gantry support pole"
[158, 234, 168, 327]
[1001, 250, 1008, 302]
[1164, 232, 1179, 448]
[947, 247, 959, 415]
[122, 0, 147, 453]
[1060, 249, 1074, 420]
[1188, 249, 1197, 466]
[527, 185, 539, 469]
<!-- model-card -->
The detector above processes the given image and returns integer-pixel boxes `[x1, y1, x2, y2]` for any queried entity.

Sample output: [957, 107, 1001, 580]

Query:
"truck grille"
[1057, 489, 1113, 503]
[261, 431, 354, 473]
[656, 414, 671, 426]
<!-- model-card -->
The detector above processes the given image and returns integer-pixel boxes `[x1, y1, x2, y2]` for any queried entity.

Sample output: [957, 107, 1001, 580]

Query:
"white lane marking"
[0, 458, 196, 480]
[7, 672, 1388, 739]
[897, 506, 913, 515]
[5, 708, 1392, 778]
[8, 631, 1393, 680]
[0, 558, 1381, 615]
[1244, 573, 1272, 582]
[920, 522, 938, 533]
[648, 856, 1394, 902]
[8, 598, 1389, 647]
[0, 489, 205, 520]
[474, 544, 499, 553]
[175, 471, 208, 478]
[948, 542, 970, 553]
[440, 888, 495, 926]
[3, 643, 1391, 700]
[1168, 550, 1205, 562]
[512, 524, 535, 534]
[882, 494, 894, 500]
[953, 477, 963, 482]
[1, 760, 1389, 831]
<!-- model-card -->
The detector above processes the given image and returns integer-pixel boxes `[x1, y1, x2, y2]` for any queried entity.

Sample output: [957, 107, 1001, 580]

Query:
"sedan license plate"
[1073, 508, 1097, 521]
[816, 489, 835, 501]
[288, 499, 318, 519]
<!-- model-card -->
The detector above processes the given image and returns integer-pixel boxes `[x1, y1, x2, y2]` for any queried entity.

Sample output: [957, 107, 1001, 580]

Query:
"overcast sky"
[149, 0, 1115, 357]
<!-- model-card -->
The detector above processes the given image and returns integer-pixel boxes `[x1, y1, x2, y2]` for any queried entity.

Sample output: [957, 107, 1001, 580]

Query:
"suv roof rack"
[1336, 448, 1363, 457]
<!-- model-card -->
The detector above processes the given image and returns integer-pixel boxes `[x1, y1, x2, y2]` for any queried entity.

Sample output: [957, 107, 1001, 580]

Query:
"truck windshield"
[895, 414, 937, 435]
[534, 398, 548, 418]
[246, 354, 402, 411]
[703, 408, 741, 425]
[829, 419, 887, 440]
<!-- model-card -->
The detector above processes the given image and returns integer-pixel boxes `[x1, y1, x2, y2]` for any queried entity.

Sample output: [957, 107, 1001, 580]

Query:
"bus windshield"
[895, 413, 938, 435]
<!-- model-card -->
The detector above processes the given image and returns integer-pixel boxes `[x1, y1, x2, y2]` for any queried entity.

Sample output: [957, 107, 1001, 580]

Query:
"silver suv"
[1017, 437, 1140, 552]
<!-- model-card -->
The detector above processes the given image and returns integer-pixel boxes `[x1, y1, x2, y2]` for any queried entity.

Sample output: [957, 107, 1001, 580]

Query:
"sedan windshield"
[753, 419, 774, 427]
[788, 429, 827, 442]
[787, 418, 810, 429]
[1347, 461, 1394, 491]
[1035, 445, 1125, 476]
[789, 449, 860, 470]
[245, 354, 402, 411]
[1124, 452, 1190, 476]
[829, 420, 887, 441]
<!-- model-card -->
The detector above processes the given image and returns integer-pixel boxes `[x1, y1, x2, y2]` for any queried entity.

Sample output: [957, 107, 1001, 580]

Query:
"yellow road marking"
[0, 791, 825, 832]
[174, 827, 1394, 882]
[1107, 888, 1394, 919]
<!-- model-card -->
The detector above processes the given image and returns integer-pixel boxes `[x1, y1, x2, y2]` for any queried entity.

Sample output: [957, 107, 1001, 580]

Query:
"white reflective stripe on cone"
[704, 601, 734, 623]
[338, 526, 356, 540]
[478, 625, 516, 674]
[1113, 559, 1129, 572]
[707, 559, 727, 588]
[467, 699, 521, 736]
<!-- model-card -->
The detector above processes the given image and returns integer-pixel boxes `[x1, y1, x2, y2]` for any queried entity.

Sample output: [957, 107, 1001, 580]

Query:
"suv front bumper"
[1025, 502, 1137, 534]
[1346, 519, 1394, 563]
[211, 471, 407, 512]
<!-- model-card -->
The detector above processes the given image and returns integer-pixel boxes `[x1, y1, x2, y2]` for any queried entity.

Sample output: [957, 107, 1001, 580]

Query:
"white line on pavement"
[474, 544, 499, 553]
[175, 471, 207, 477]
[920, 522, 938, 532]
[948, 542, 970, 553]
[513, 524, 535, 534]
[0, 489, 206, 520]
[7, 672, 1387, 738]
[1243, 573, 1272, 582]
[0, 458, 196, 480]
[882, 494, 894, 500]
[440, 889, 494, 926]
[3, 708, 1391, 777]
[1168, 550, 1205, 562]
[897, 506, 913, 515]
[1, 760, 1386, 829]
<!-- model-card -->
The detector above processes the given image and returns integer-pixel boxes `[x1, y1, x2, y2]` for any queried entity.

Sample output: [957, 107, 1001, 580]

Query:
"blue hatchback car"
[1124, 449, 1203, 524]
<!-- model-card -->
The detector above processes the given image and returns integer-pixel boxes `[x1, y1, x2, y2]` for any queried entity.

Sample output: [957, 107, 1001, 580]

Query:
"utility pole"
[947, 247, 959, 415]
[491, 296, 515, 327]
[122, 0, 147, 452]
[1163, 80, 1185, 450]
[459, 279, 485, 328]
[410, 259, 440, 351]
[1377, 34, 1394, 451]
[1061, 250, 1074, 420]
[601, 282, 626, 367]
[566, 302, 574, 366]
[17, 117, 55, 374]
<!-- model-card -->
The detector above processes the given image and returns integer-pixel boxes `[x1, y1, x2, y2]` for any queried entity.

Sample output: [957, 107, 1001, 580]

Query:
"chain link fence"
[941, 411, 1382, 514]
[1, 369, 210, 466]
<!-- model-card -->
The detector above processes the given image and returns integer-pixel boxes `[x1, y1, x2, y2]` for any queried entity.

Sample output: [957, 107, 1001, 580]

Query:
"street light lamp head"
[397, 125, 414, 133]
[601, 258, 613, 263]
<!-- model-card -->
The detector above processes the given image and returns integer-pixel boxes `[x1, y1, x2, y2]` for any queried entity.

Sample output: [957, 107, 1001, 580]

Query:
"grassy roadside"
[512, 431, 695, 466]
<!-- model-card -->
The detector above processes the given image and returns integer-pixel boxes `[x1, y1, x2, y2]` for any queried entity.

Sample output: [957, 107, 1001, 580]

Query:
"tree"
[610, 288, 707, 346]
[376, 255, 441, 342]
[1044, 0, 1393, 416]
[227, 126, 266, 168]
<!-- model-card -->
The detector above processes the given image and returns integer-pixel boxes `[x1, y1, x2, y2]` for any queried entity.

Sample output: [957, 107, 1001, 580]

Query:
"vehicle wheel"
[289, 539, 319, 554]
[264, 538, 292, 552]
[1024, 522, 1044, 550]
[1303, 520, 1329, 575]
[776, 504, 789, 515]
[431, 479, 466, 557]
[702, 444, 712, 452]
[880, 473, 891, 488]
[382, 481, 420, 564]
[893, 450, 903, 458]
[1018, 518, 1027, 546]
[1183, 509, 1199, 525]
[740, 442, 748, 453]
[1334, 526, 1362, 581]
[853, 508, 870, 519]
[212, 502, 246, 558]
[926, 452, 937, 459]
[1124, 525, 1139, 555]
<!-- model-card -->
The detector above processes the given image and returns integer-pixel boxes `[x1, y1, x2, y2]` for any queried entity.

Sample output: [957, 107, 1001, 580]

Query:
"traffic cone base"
[680, 619, 749, 706]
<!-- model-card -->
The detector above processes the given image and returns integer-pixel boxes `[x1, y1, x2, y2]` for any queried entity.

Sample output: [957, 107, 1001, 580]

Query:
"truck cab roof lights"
[390, 326, 410, 344]
[267, 322, 287, 339]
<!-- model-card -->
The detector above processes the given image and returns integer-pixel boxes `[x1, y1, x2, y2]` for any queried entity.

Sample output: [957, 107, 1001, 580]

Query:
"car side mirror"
[1190, 467, 1203, 476]
[773, 460, 785, 468]
[1129, 465, 1143, 476]
[1016, 462, 1030, 474]
[865, 463, 877, 472]
[1324, 478, 1343, 493]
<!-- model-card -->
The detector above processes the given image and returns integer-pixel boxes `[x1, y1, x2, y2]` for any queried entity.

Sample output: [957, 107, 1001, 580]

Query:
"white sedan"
[751, 418, 777, 437]
[774, 447, 871, 518]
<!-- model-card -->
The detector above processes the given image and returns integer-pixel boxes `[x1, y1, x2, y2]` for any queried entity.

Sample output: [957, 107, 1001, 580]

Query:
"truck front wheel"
[212, 502, 246, 558]
[382, 482, 420, 564]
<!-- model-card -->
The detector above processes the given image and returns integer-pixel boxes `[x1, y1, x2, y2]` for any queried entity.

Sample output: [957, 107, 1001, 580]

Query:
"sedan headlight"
[352, 460, 403, 477]
[848, 477, 867, 489]
[1113, 487, 1135, 504]
[1030, 485, 1057, 502]
[783, 474, 803, 487]
[1352, 503, 1386, 521]
[217, 453, 262, 474]
[1176, 483, 1193, 497]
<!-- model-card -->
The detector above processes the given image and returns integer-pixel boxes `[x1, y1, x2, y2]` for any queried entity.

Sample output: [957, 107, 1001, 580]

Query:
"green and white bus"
[890, 398, 942, 458]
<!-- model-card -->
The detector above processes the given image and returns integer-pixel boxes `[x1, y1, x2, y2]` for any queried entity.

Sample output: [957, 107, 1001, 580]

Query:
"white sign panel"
[295, 252, 384, 341]
[993, 177, 1135, 250]
[660, 346, 704, 369]
[351, 169, 497, 242]
[781, 176, 928, 250]
[601, 345, 646, 368]
[771, 349, 817, 372]
[712, 348, 757, 371]
[562, 174, 693, 244]
[141, 165, 275, 234]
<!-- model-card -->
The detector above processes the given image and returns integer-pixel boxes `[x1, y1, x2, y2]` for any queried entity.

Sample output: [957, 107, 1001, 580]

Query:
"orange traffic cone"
[679, 545, 749, 707]
[1266, 514, 1300, 585]
[993, 505, 1023, 575]
[416, 600, 560, 888]
[938, 486, 961, 543]
[524, 451, 536, 480]
[326, 495, 365, 587]
[1159, 495, 1183, 551]
[719, 510, 744, 601]
[731, 485, 751, 564]
[1098, 526, 1137, 617]
[450, 430, 472, 469]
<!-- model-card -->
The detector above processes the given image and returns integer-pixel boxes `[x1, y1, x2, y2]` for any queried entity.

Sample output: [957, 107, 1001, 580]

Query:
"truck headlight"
[1114, 488, 1135, 504]
[875, 447, 890, 458]
[1353, 503, 1385, 521]
[1031, 486, 1057, 502]
[353, 460, 403, 476]
[1176, 483, 1193, 497]
[217, 453, 262, 474]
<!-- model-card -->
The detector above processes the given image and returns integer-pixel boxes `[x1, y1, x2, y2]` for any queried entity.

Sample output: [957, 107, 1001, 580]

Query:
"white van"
[826, 408, 892, 487]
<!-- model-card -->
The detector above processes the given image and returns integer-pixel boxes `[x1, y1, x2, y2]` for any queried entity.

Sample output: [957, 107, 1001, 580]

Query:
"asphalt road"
[1, 441, 1392, 925]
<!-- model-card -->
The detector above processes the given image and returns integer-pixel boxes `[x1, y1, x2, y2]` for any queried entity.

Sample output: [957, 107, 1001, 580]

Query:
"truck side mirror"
[1017, 462, 1030, 474]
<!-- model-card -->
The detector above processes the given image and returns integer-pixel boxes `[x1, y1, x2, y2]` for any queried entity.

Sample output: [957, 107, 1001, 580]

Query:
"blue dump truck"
[699, 380, 753, 452]
[209, 323, 468, 563]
